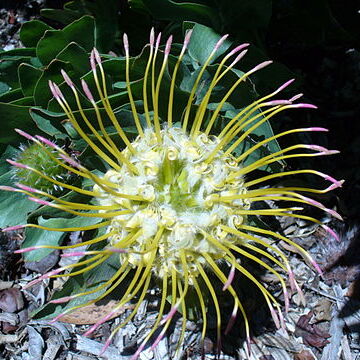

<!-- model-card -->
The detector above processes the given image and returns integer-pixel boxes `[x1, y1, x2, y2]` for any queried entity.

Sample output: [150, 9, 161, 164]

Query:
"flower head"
[2, 29, 343, 358]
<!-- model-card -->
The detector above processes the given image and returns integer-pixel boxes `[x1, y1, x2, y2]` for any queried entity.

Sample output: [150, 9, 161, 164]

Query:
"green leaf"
[129, 0, 221, 29]
[33, 254, 120, 320]
[30, 108, 68, 138]
[185, 23, 232, 65]
[0, 146, 39, 229]
[33, 59, 71, 107]
[0, 103, 44, 144]
[0, 89, 24, 103]
[18, 63, 43, 97]
[23, 216, 102, 262]
[40, 7, 82, 26]
[56, 42, 90, 75]
[0, 48, 37, 59]
[226, 108, 284, 172]
[20, 20, 53, 47]
[0, 82, 10, 95]
[36, 16, 95, 65]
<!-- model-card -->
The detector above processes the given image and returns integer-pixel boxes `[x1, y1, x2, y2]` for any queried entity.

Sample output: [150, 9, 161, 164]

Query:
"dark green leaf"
[185, 23, 232, 65]
[18, 63, 43, 97]
[23, 215, 102, 262]
[0, 103, 45, 144]
[129, 0, 221, 29]
[36, 16, 95, 65]
[0, 146, 39, 229]
[20, 20, 53, 48]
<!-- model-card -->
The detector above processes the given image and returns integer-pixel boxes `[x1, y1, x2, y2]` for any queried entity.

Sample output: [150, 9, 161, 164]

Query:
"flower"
[1, 29, 343, 358]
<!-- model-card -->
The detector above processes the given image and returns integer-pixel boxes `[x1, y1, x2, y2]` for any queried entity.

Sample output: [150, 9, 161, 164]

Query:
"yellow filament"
[224, 242, 288, 298]
[239, 152, 327, 177]
[36, 202, 132, 218]
[93, 60, 137, 156]
[64, 266, 131, 316]
[19, 220, 110, 233]
[153, 50, 169, 142]
[143, 44, 154, 128]
[182, 45, 223, 132]
[192, 275, 207, 340]
[51, 254, 110, 279]
[241, 224, 318, 265]
[220, 224, 291, 270]
[71, 86, 128, 162]
[55, 94, 124, 172]
[190, 49, 243, 137]
[236, 128, 317, 163]
[205, 68, 277, 137]
[32, 230, 115, 251]
[19, 165, 96, 197]
[196, 261, 221, 343]
[125, 47, 144, 137]
[206, 105, 282, 164]
[203, 253, 250, 342]
[224, 255, 279, 313]
[168, 43, 188, 128]
[66, 259, 129, 301]
[245, 169, 334, 188]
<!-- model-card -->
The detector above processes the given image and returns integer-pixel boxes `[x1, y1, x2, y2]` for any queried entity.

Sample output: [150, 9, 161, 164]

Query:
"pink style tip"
[28, 197, 52, 206]
[61, 251, 87, 257]
[6, 159, 28, 169]
[160, 305, 178, 326]
[108, 247, 127, 253]
[322, 225, 340, 242]
[59, 154, 81, 169]
[49, 312, 67, 324]
[15, 128, 36, 141]
[83, 311, 116, 337]
[14, 247, 37, 254]
[269, 305, 280, 329]
[307, 127, 329, 132]
[263, 100, 292, 106]
[224, 306, 238, 335]
[81, 80, 95, 103]
[274, 78, 295, 94]
[227, 43, 250, 58]
[99, 337, 113, 356]
[289, 93, 303, 102]
[222, 264, 235, 291]
[15, 183, 38, 193]
[2, 225, 25, 232]
[48, 80, 59, 100]
[155, 32, 162, 51]
[230, 49, 248, 67]
[149, 27, 155, 46]
[253, 60, 273, 72]
[49, 296, 73, 304]
[292, 103, 318, 109]
[90, 49, 97, 71]
[325, 179, 345, 192]
[0, 185, 17, 192]
[214, 34, 229, 51]
[61, 69, 74, 88]
[310, 259, 323, 276]
[35, 135, 61, 151]
[50, 82, 65, 101]
[92, 48, 102, 65]
[183, 29, 193, 47]
[123, 33, 129, 53]
[164, 35, 173, 56]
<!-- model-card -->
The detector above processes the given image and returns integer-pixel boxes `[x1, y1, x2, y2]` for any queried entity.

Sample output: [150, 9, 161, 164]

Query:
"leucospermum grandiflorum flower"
[1, 28, 343, 358]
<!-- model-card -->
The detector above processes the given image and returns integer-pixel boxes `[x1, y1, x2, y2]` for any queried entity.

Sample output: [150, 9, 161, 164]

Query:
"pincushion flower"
[1, 29, 343, 358]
